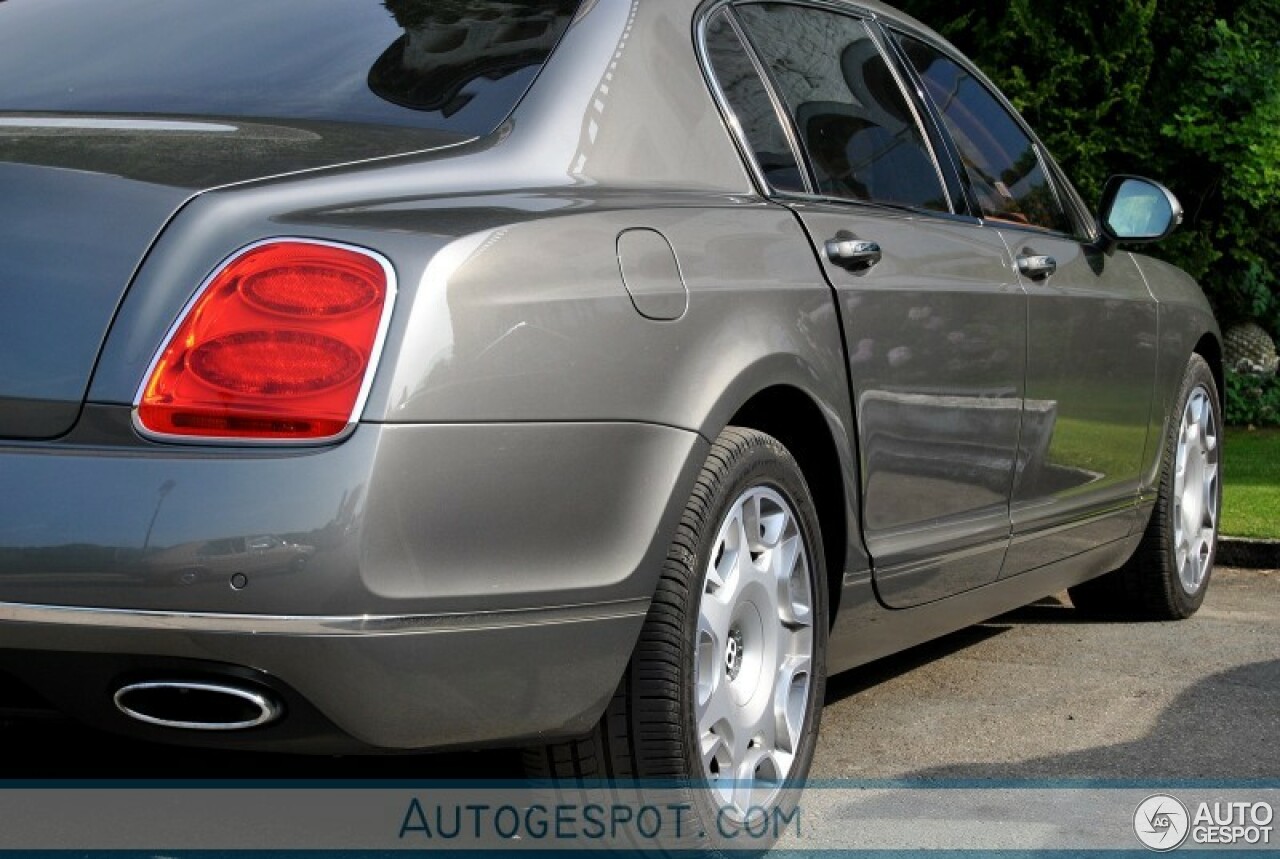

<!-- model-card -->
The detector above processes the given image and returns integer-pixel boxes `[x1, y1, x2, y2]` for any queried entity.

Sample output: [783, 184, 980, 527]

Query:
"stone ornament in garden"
[1224, 322, 1279, 376]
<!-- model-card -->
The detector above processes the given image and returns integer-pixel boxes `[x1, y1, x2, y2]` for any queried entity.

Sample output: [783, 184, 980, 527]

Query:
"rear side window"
[0, 0, 580, 136]
[897, 35, 1071, 234]
[703, 10, 806, 192]
[735, 3, 949, 212]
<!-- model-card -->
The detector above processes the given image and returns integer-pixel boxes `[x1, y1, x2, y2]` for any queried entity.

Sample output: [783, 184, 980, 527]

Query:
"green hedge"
[1225, 371, 1280, 428]
[893, 0, 1280, 338]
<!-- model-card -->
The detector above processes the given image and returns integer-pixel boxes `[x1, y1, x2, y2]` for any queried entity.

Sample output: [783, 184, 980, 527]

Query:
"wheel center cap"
[725, 628, 744, 680]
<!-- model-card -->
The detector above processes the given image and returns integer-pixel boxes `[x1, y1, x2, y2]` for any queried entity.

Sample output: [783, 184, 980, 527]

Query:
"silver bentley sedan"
[0, 0, 1220, 847]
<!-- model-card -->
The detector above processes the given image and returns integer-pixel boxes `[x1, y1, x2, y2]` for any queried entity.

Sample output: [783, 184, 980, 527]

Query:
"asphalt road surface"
[2, 567, 1275, 780]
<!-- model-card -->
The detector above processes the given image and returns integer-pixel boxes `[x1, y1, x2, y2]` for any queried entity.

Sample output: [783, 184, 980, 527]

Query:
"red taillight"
[136, 240, 395, 442]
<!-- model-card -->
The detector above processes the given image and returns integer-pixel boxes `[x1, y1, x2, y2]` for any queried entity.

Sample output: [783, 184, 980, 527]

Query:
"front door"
[1001, 231, 1157, 574]
[891, 33, 1158, 575]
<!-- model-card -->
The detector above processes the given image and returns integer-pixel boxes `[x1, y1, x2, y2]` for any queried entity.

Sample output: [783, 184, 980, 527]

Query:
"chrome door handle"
[825, 237, 882, 271]
[1017, 254, 1057, 280]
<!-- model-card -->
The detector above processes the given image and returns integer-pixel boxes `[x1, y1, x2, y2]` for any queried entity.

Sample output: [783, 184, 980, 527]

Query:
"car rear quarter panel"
[79, 0, 867, 601]
[369, 205, 847, 429]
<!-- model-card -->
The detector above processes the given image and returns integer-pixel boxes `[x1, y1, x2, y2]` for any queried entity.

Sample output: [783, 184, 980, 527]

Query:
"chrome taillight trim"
[130, 237, 398, 447]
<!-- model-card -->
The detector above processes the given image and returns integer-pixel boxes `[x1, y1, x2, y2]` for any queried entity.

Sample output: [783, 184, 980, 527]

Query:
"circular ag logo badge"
[1134, 794, 1190, 851]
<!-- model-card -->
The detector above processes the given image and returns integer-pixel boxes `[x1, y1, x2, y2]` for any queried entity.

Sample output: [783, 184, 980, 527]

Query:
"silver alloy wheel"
[1173, 385, 1220, 595]
[695, 485, 814, 817]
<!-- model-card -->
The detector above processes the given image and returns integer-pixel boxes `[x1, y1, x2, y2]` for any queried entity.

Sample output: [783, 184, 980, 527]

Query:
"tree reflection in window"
[735, 3, 950, 212]
[372, 1, 579, 118]
[897, 34, 1070, 233]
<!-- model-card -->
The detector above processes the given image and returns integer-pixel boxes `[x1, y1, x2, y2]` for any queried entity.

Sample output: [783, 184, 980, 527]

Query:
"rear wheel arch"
[724, 385, 852, 628]
[524, 427, 828, 851]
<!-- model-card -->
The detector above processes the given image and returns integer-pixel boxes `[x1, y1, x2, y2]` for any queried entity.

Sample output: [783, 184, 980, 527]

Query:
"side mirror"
[1097, 176, 1183, 251]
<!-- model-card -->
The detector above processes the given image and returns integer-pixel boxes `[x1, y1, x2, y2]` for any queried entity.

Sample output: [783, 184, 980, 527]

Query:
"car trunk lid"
[0, 117, 466, 438]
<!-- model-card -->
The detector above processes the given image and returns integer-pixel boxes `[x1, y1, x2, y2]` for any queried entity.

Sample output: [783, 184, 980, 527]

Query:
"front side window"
[897, 35, 1071, 234]
[703, 10, 806, 193]
[735, 3, 949, 212]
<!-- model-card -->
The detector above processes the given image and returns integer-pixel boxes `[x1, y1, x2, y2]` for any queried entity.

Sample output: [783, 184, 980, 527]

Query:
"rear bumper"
[0, 413, 705, 749]
[0, 599, 647, 751]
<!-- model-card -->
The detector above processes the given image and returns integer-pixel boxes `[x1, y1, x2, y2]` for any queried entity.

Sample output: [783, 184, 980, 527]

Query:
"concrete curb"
[1218, 536, 1280, 570]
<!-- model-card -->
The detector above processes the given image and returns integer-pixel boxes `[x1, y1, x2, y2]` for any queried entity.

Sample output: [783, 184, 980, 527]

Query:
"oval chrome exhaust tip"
[113, 681, 281, 731]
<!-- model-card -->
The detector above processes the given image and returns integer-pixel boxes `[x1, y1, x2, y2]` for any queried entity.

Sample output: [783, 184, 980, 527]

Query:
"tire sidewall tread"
[525, 427, 830, 854]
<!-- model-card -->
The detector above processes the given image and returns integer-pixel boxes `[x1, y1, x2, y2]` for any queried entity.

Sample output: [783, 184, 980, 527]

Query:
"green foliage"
[1224, 371, 1280, 428]
[894, 0, 1280, 337]
[1222, 428, 1280, 538]
[1166, 21, 1280, 208]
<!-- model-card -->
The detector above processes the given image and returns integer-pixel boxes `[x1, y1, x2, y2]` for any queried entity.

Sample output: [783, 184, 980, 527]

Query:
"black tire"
[524, 427, 829, 853]
[1069, 354, 1222, 620]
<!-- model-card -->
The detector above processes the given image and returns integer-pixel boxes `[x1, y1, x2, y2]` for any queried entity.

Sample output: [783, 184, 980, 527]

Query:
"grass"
[1222, 428, 1280, 540]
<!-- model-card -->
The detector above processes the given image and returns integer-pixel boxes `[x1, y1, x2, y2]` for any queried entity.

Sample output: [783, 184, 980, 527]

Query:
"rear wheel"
[524, 427, 828, 852]
[1069, 354, 1221, 619]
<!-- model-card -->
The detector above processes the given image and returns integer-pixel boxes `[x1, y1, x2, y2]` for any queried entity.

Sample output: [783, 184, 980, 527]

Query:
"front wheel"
[1069, 353, 1221, 619]
[525, 427, 828, 852]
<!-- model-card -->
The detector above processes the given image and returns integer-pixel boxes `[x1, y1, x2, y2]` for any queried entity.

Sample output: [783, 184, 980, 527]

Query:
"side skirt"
[826, 532, 1142, 676]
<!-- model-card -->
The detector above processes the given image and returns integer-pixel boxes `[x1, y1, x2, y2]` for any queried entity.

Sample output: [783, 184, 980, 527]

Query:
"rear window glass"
[703, 10, 806, 193]
[735, 3, 950, 212]
[0, 0, 580, 136]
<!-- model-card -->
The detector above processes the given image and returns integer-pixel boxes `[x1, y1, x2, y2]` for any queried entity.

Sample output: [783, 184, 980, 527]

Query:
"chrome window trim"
[874, 18, 978, 219]
[1030, 141, 1074, 237]
[130, 237, 399, 448]
[859, 16, 956, 214]
[749, 188, 983, 229]
[1043, 146, 1102, 244]
[722, 8, 816, 195]
[884, 23, 1089, 243]
[774, 191, 983, 225]
[694, 1, 813, 196]
[697, 0, 958, 215]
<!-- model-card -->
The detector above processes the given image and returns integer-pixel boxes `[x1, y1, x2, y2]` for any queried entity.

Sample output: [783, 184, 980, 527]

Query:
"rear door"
[893, 33, 1158, 576]
[717, 3, 1026, 608]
